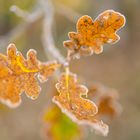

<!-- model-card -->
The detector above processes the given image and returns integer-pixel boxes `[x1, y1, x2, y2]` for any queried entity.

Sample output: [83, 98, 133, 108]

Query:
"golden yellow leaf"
[63, 10, 125, 56]
[52, 72, 108, 136]
[0, 43, 60, 108]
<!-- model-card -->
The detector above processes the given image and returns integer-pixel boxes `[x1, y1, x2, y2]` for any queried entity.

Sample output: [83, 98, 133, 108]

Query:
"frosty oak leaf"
[0, 43, 60, 108]
[63, 10, 125, 56]
[52, 72, 109, 136]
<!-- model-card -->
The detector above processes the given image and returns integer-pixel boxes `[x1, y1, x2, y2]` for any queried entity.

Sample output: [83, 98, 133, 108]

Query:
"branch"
[0, 5, 42, 52]
[0, 0, 67, 64]
[10, 5, 29, 19]
[39, 0, 65, 64]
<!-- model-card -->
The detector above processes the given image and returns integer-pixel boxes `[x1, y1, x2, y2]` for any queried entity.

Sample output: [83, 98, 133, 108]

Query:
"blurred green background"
[0, 0, 140, 140]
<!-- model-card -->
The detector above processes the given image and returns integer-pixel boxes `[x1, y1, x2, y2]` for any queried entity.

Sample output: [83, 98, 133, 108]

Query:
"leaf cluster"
[0, 10, 125, 137]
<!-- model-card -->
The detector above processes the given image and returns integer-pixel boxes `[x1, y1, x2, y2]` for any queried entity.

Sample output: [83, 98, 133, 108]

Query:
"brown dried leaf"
[52, 72, 108, 136]
[88, 82, 122, 118]
[63, 10, 125, 57]
[0, 44, 60, 108]
[98, 95, 121, 118]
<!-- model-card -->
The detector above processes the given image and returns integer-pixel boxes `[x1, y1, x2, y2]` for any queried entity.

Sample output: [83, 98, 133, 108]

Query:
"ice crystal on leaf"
[52, 72, 109, 136]
[0, 44, 60, 108]
[63, 10, 125, 57]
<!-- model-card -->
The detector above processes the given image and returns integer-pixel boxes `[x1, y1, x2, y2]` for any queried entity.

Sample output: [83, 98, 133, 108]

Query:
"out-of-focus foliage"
[88, 82, 122, 118]
[43, 105, 82, 140]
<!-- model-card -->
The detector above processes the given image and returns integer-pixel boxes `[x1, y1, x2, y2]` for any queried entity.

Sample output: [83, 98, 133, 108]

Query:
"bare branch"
[0, 0, 65, 64]
[39, 0, 65, 63]
[10, 5, 29, 19]
[0, 6, 42, 51]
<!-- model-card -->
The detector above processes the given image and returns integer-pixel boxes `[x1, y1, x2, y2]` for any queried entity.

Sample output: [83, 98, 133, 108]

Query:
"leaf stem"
[65, 66, 70, 101]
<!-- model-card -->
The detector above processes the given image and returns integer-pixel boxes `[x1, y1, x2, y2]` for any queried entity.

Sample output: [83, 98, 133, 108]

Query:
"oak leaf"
[63, 10, 125, 57]
[88, 82, 122, 118]
[52, 72, 109, 136]
[0, 43, 60, 108]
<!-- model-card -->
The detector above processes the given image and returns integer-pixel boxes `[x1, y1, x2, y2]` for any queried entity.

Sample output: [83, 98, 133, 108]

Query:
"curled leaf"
[0, 43, 60, 108]
[63, 10, 125, 57]
[52, 72, 108, 136]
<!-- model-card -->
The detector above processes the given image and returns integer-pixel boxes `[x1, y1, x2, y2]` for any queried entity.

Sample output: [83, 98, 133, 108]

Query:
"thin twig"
[39, 0, 65, 64]
[0, 0, 65, 64]
[10, 5, 29, 19]
[0, 6, 42, 51]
